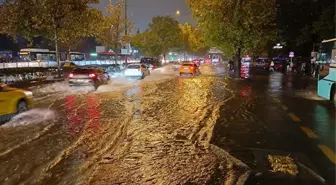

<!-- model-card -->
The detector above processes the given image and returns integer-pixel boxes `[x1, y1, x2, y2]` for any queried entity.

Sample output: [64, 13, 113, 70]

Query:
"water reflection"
[86, 95, 101, 129]
[65, 95, 85, 137]
[240, 85, 252, 97]
[267, 72, 284, 97]
[125, 86, 143, 119]
[314, 105, 335, 147]
[240, 66, 250, 79]
[64, 94, 102, 137]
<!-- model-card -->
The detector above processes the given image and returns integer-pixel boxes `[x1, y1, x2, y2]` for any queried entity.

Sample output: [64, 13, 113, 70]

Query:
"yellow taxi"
[179, 62, 200, 76]
[0, 83, 33, 123]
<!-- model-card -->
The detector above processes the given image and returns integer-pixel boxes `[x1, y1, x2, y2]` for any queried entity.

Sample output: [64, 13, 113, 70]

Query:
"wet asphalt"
[0, 64, 335, 185]
[212, 66, 335, 185]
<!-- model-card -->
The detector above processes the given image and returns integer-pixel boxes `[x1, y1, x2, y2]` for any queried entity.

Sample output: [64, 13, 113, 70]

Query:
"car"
[67, 67, 110, 89]
[172, 62, 182, 71]
[0, 83, 33, 123]
[124, 64, 150, 79]
[179, 63, 200, 76]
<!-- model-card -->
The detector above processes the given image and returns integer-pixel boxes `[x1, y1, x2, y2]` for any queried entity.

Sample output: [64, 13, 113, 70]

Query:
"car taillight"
[68, 73, 74, 78]
[88, 73, 96, 78]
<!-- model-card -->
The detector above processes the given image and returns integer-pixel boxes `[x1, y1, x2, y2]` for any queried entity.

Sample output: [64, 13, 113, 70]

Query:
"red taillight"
[88, 73, 96, 78]
[68, 73, 74, 78]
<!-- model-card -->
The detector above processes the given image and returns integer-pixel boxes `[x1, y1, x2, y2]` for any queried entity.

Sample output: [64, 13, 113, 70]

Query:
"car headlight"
[24, 91, 33, 98]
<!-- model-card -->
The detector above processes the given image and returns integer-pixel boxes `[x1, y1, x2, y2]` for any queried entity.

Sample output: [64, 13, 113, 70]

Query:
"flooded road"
[0, 65, 251, 185]
[0, 64, 334, 185]
[214, 67, 335, 185]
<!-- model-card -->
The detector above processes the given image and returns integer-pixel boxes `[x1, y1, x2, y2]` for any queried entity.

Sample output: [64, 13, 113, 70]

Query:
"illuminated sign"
[19, 52, 29, 55]
[273, 43, 283, 49]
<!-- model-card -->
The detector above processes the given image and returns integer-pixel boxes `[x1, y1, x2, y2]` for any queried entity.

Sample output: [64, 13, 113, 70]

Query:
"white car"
[172, 62, 182, 71]
[124, 64, 150, 79]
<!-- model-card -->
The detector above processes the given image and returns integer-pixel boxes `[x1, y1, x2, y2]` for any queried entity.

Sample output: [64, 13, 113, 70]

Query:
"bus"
[317, 38, 335, 64]
[68, 52, 86, 62]
[317, 38, 336, 103]
[19, 48, 57, 62]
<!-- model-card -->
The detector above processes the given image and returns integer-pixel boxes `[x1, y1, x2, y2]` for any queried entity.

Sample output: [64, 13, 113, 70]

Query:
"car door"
[0, 85, 13, 115]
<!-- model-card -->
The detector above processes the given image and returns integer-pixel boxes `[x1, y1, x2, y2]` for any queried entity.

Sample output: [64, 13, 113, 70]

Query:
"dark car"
[67, 67, 109, 89]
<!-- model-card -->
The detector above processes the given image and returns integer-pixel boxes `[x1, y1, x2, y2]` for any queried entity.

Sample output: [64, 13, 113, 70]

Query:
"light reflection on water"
[267, 72, 284, 98]
[314, 104, 335, 147]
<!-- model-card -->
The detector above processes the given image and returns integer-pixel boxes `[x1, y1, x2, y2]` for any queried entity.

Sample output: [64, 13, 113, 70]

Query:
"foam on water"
[4, 109, 56, 127]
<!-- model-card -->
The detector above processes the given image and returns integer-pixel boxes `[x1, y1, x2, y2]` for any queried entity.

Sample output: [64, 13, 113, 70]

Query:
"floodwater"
[0, 64, 250, 185]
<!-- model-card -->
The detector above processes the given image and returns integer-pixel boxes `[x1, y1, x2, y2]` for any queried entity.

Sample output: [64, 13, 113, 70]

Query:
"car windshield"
[127, 65, 140, 69]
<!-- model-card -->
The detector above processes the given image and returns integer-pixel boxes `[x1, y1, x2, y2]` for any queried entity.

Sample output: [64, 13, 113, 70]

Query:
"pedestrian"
[270, 60, 275, 71]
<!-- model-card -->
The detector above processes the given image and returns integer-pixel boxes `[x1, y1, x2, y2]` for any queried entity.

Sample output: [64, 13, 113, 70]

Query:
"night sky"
[93, 0, 195, 32]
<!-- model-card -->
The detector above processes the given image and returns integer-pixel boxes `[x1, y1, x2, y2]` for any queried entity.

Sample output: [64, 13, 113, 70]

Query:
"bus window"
[70, 54, 85, 61]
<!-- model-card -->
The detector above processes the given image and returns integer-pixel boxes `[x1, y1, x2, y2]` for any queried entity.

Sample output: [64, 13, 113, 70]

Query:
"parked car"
[124, 64, 150, 79]
[0, 83, 33, 123]
[67, 67, 110, 89]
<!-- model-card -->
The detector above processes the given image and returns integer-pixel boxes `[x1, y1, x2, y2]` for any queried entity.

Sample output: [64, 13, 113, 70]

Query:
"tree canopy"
[94, 0, 133, 49]
[131, 16, 182, 58]
[187, 0, 276, 56]
[179, 23, 209, 56]
[0, 0, 99, 69]
[186, 0, 277, 77]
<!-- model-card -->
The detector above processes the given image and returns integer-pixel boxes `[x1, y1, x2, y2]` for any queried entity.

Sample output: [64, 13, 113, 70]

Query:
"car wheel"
[16, 100, 28, 115]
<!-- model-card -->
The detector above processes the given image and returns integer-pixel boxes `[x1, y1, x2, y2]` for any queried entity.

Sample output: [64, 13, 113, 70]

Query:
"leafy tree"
[58, 8, 102, 54]
[0, 0, 99, 75]
[187, 0, 276, 77]
[312, 0, 335, 42]
[131, 16, 181, 60]
[180, 23, 209, 57]
[95, 0, 133, 50]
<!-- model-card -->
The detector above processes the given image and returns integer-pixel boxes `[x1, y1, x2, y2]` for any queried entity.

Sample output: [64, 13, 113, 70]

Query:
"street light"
[176, 10, 180, 15]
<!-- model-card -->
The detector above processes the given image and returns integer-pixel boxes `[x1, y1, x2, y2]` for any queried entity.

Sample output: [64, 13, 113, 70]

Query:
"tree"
[131, 16, 182, 59]
[95, 0, 133, 50]
[312, 0, 335, 42]
[0, 0, 99, 75]
[187, 0, 277, 77]
[58, 8, 102, 55]
[180, 23, 209, 57]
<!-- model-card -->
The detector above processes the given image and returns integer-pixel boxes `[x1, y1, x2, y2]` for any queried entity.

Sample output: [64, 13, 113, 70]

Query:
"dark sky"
[93, 0, 195, 32]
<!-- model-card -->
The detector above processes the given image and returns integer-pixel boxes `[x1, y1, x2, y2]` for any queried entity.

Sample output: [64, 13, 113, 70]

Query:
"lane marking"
[288, 112, 301, 122]
[300, 126, 318, 139]
[318, 145, 336, 164]
[273, 98, 281, 103]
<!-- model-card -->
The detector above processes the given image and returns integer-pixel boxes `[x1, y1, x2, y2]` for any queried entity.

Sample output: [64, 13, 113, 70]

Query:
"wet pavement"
[213, 66, 335, 184]
[0, 64, 335, 185]
[0, 65, 250, 185]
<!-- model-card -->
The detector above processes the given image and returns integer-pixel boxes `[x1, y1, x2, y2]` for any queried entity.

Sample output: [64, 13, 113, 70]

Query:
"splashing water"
[4, 109, 56, 127]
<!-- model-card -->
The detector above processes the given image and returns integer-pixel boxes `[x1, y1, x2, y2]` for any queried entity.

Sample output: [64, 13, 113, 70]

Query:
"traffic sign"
[289, 51, 294, 57]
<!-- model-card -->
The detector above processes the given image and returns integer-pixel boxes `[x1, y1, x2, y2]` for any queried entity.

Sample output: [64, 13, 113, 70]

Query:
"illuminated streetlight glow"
[176, 10, 180, 15]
